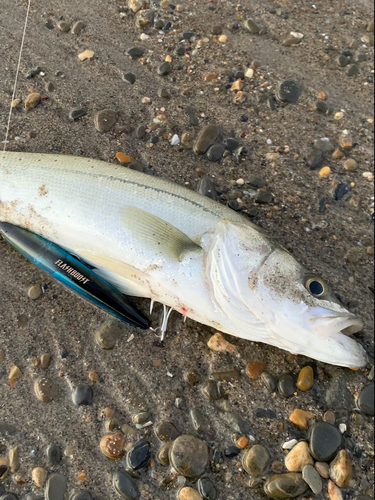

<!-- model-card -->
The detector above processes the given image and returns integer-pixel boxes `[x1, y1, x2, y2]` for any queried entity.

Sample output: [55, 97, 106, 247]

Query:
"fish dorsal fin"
[121, 206, 201, 261]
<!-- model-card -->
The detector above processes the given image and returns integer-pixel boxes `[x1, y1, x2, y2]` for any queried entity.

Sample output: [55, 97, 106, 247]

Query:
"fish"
[0, 151, 368, 368]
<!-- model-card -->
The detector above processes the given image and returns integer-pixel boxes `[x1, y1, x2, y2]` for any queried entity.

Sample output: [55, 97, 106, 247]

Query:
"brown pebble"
[115, 152, 132, 164]
[9, 365, 22, 381]
[344, 159, 358, 172]
[271, 460, 284, 473]
[178, 487, 203, 500]
[328, 479, 343, 500]
[100, 432, 126, 460]
[323, 410, 336, 425]
[25, 93, 41, 111]
[296, 366, 314, 391]
[9, 446, 20, 473]
[236, 436, 250, 449]
[329, 450, 352, 487]
[285, 441, 314, 472]
[231, 79, 244, 91]
[32, 467, 47, 487]
[28, 285, 42, 300]
[339, 133, 353, 149]
[233, 91, 246, 104]
[89, 370, 98, 383]
[204, 73, 218, 82]
[315, 461, 330, 479]
[289, 409, 314, 429]
[246, 361, 265, 379]
[34, 377, 58, 403]
[318, 91, 327, 100]
[207, 332, 237, 355]
[78, 50, 95, 61]
[11, 98, 21, 108]
[40, 353, 51, 368]
[332, 148, 344, 159]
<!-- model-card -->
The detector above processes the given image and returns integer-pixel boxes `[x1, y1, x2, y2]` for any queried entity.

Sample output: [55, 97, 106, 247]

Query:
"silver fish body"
[0, 151, 367, 368]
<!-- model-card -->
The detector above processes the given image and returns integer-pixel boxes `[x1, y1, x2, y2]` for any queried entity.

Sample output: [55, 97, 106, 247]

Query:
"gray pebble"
[282, 34, 302, 46]
[202, 379, 222, 400]
[305, 150, 324, 169]
[113, 470, 139, 499]
[248, 177, 266, 189]
[243, 444, 271, 476]
[57, 21, 71, 32]
[157, 442, 171, 466]
[69, 109, 87, 121]
[212, 26, 222, 35]
[169, 435, 209, 478]
[158, 62, 172, 76]
[126, 47, 145, 59]
[315, 100, 331, 114]
[190, 408, 206, 433]
[277, 80, 301, 103]
[158, 87, 171, 99]
[155, 421, 179, 441]
[197, 178, 219, 201]
[126, 440, 151, 470]
[337, 54, 349, 67]
[255, 190, 273, 204]
[44, 473, 67, 500]
[224, 138, 240, 152]
[314, 138, 335, 153]
[277, 373, 295, 397]
[244, 19, 261, 34]
[69, 492, 93, 500]
[302, 464, 322, 494]
[133, 411, 151, 425]
[72, 21, 85, 35]
[207, 144, 225, 162]
[358, 384, 374, 416]
[261, 372, 277, 392]
[264, 473, 308, 499]
[123, 73, 136, 84]
[46, 443, 62, 465]
[94, 109, 117, 132]
[347, 64, 360, 76]
[198, 477, 217, 500]
[136, 124, 146, 139]
[185, 105, 199, 126]
[72, 385, 93, 406]
[194, 125, 220, 155]
[334, 183, 351, 201]
[308, 422, 342, 462]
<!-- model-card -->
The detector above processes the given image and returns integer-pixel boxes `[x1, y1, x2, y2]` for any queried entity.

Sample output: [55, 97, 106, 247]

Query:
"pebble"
[337, 55, 349, 67]
[57, 21, 70, 32]
[11, 98, 21, 108]
[34, 378, 58, 403]
[324, 411, 336, 425]
[72, 385, 93, 406]
[126, 47, 145, 59]
[339, 132, 353, 149]
[32, 467, 47, 487]
[24, 92, 41, 111]
[116, 152, 132, 164]
[126, 440, 151, 470]
[261, 372, 277, 392]
[314, 138, 335, 153]
[285, 441, 314, 472]
[197, 178, 219, 202]
[72, 21, 85, 35]
[255, 190, 273, 204]
[246, 361, 265, 379]
[178, 487, 203, 500]
[347, 64, 360, 76]
[231, 79, 243, 91]
[158, 62, 172, 76]
[123, 73, 136, 85]
[329, 449, 352, 487]
[155, 421, 179, 441]
[309, 422, 342, 462]
[358, 384, 374, 415]
[302, 464, 323, 494]
[44, 473, 67, 500]
[69, 109, 87, 121]
[184, 369, 201, 386]
[198, 477, 216, 500]
[236, 436, 249, 449]
[219, 35, 227, 43]
[100, 432, 125, 460]
[113, 470, 139, 499]
[245, 68, 254, 78]
[315, 461, 330, 478]
[278, 373, 295, 397]
[305, 150, 324, 169]
[9, 446, 19, 473]
[296, 366, 314, 391]
[190, 408, 206, 433]
[243, 444, 271, 476]
[169, 435, 209, 478]
[282, 34, 302, 46]
[194, 125, 220, 155]
[328, 480, 343, 500]
[204, 73, 218, 82]
[319, 166, 331, 178]
[70, 493, 92, 500]
[334, 183, 351, 201]
[344, 158, 358, 172]
[264, 473, 308, 499]
[94, 109, 117, 132]
[207, 332, 236, 355]
[244, 19, 261, 34]
[202, 379, 222, 400]
[78, 50, 94, 61]
[185, 106, 199, 126]
[277, 80, 301, 103]
[224, 446, 241, 458]
[9, 365, 21, 381]
[206, 144, 225, 162]
[233, 91, 246, 104]
[289, 408, 314, 429]
[133, 411, 151, 425]
[47, 444, 62, 464]
[157, 442, 171, 466]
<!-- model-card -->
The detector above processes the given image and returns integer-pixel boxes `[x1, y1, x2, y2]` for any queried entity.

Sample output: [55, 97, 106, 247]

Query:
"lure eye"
[306, 278, 327, 297]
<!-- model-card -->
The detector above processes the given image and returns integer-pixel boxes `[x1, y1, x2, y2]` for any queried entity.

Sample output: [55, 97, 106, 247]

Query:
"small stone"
[190, 408, 206, 433]
[282, 34, 302, 46]
[328, 480, 343, 500]
[261, 372, 277, 392]
[333, 148, 344, 159]
[231, 79, 243, 91]
[266, 152, 280, 161]
[339, 133, 353, 149]
[206, 144, 225, 162]
[170, 435, 209, 478]
[116, 152, 132, 164]
[243, 444, 271, 477]
[255, 190, 273, 204]
[72, 385, 93, 406]
[305, 150, 324, 169]
[127, 440, 151, 470]
[185, 106, 199, 126]
[57, 21, 70, 32]
[155, 421, 179, 441]
[126, 47, 145, 59]
[194, 125, 220, 155]
[245, 68, 254, 78]
[285, 441, 314, 472]
[207, 332, 236, 355]
[178, 487, 203, 500]
[184, 369, 201, 386]
[315, 461, 330, 478]
[344, 159, 358, 172]
[289, 409, 314, 429]
[158, 62, 172, 76]
[72, 21, 85, 35]
[9, 365, 21, 381]
[94, 109, 116, 132]
[45, 473, 67, 500]
[133, 411, 151, 425]
[204, 73, 218, 82]
[95, 320, 122, 349]
[282, 440, 298, 451]
[264, 473, 308, 499]
[123, 73, 136, 85]
[157, 442, 171, 466]
[337, 55, 349, 67]
[9, 446, 19, 473]
[309, 422, 342, 462]
[277, 80, 301, 103]
[113, 470, 139, 499]
[233, 91, 246, 104]
[24, 93, 41, 111]
[212, 26, 222, 35]
[302, 464, 323, 494]
[329, 450, 351, 487]
[324, 411, 336, 425]
[236, 436, 249, 449]
[246, 361, 265, 379]
[32, 467, 47, 487]
[244, 19, 261, 34]
[34, 377, 58, 403]
[198, 477, 216, 500]
[224, 446, 241, 458]
[358, 384, 374, 415]
[278, 373, 295, 397]
[297, 366, 314, 391]
[219, 35, 227, 43]
[197, 178, 219, 201]
[40, 352, 51, 368]
[314, 138, 335, 153]
[69, 109, 87, 121]
[46, 444, 62, 465]
[78, 50, 94, 61]
[319, 166, 331, 178]
[28, 285, 42, 299]
[70, 493, 92, 500]
[347, 64, 360, 76]
[11, 98, 21, 108]
[100, 432, 126, 460]
[202, 379, 222, 400]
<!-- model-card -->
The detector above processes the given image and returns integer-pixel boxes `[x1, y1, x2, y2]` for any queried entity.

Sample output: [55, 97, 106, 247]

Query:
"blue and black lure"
[0, 222, 150, 329]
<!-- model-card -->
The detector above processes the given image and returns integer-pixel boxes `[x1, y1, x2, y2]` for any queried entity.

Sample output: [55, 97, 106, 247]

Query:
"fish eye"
[306, 277, 327, 297]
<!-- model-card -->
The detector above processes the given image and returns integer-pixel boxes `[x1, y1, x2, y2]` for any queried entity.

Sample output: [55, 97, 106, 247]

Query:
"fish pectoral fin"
[121, 206, 201, 261]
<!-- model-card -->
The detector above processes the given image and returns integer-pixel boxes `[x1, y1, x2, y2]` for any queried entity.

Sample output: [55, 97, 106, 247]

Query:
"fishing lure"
[0, 222, 150, 329]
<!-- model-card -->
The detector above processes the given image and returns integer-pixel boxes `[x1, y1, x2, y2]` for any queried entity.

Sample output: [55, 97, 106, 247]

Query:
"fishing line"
[3, 0, 32, 151]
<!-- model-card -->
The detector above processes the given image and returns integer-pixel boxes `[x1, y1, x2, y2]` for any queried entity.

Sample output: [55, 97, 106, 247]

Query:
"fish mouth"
[309, 313, 363, 340]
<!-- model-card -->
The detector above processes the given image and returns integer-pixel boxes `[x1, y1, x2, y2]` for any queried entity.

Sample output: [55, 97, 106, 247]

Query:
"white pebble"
[167, 371, 174, 377]
[282, 439, 298, 450]
[291, 32, 304, 39]
[140, 33, 149, 40]
[339, 423, 347, 434]
[171, 134, 180, 146]
[236, 178, 245, 185]
[266, 139, 272, 145]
